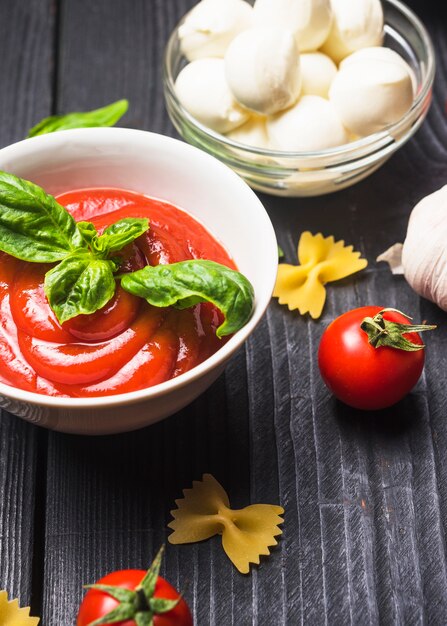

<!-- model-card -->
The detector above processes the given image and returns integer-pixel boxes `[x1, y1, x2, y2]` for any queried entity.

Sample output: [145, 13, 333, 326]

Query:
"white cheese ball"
[226, 115, 270, 149]
[267, 95, 349, 151]
[179, 0, 253, 61]
[321, 0, 384, 63]
[175, 59, 249, 134]
[329, 56, 414, 136]
[225, 27, 301, 116]
[341, 47, 417, 95]
[300, 52, 337, 98]
[252, 0, 332, 52]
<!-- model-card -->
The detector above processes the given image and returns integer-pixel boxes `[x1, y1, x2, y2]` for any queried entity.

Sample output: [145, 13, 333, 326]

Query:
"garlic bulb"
[378, 185, 447, 312]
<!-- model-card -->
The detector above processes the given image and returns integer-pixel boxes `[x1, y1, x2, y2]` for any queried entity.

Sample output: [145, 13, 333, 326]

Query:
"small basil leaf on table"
[27, 99, 129, 137]
[121, 260, 255, 337]
[44, 253, 117, 324]
[0, 171, 83, 262]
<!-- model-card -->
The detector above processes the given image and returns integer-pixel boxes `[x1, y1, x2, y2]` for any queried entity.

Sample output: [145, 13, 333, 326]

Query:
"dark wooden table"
[1, 1, 447, 624]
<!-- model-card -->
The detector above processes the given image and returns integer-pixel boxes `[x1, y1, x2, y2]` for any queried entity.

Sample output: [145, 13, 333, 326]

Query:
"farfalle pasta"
[0, 591, 39, 626]
[168, 474, 284, 574]
[274, 231, 368, 319]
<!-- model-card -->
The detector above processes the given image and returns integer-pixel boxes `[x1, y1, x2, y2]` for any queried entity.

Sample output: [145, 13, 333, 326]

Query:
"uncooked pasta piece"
[0, 591, 40, 626]
[274, 231, 368, 319]
[168, 474, 284, 574]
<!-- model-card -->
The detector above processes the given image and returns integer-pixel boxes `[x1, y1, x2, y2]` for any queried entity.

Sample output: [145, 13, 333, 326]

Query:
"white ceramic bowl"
[0, 128, 277, 434]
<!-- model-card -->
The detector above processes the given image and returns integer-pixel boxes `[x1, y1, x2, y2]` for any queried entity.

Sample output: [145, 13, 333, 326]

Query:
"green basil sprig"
[27, 99, 129, 138]
[0, 171, 255, 335]
[77, 218, 149, 257]
[45, 218, 150, 324]
[44, 216, 149, 323]
[0, 171, 149, 322]
[120, 260, 254, 337]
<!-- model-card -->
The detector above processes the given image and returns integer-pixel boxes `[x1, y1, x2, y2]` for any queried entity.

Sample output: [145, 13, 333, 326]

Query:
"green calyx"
[360, 308, 436, 352]
[85, 546, 179, 626]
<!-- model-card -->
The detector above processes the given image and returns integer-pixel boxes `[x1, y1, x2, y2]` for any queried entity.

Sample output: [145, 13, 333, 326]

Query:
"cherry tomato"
[77, 555, 193, 626]
[318, 306, 428, 410]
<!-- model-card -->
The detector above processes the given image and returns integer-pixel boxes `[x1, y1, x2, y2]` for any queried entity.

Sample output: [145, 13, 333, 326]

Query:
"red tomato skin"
[318, 306, 425, 410]
[76, 569, 193, 626]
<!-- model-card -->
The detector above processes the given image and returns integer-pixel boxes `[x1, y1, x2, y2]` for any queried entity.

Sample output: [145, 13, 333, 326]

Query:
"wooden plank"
[43, 1, 196, 620]
[0, 417, 39, 605]
[56, 0, 197, 133]
[39, 0, 447, 624]
[0, 0, 55, 613]
[0, 1, 55, 147]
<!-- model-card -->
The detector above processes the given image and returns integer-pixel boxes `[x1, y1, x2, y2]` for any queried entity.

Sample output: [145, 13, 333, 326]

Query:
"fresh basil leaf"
[77, 221, 98, 247]
[77, 220, 110, 256]
[0, 171, 82, 262]
[27, 99, 129, 138]
[44, 253, 116, 323]
[121, 259, 254, 337]
[77, 217, 149, 259]
[99, 217, 149, 254]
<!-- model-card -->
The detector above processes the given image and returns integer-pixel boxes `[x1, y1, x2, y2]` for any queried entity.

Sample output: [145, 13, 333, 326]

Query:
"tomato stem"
[360, 308, 436, 352]
[85, 546, 180, 626]
[136, 587, 151, 612]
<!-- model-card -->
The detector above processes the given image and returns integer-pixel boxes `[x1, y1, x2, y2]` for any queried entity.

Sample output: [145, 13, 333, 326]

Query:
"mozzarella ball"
[175, 59, 249, 134]
[341, 47, 417, 95]
[179, 0, 253, 61]
[321, 0, 384, 63]
[267, 95, 349, 151]
[225, 27, 301, 115]
[329, 57, 414, 136]
[300, 52, 337, 98]
[252, 0, 332, 52]
[226, 115, 270, 149]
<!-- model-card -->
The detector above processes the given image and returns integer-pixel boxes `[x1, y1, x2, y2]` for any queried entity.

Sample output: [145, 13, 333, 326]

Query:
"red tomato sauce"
[0, 188, 235, 397]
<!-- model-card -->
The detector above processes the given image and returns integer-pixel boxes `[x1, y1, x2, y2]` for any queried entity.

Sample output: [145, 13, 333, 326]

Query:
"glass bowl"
[163, 0, 435, 197]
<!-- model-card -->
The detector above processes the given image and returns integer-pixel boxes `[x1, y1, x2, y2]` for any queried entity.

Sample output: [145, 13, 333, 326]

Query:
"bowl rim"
[163, 0, 436, 162]
[0, 127, 277, 409]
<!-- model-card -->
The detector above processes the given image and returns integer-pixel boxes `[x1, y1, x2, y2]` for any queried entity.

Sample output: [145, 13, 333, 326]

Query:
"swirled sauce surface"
[0, 188, 235, 397]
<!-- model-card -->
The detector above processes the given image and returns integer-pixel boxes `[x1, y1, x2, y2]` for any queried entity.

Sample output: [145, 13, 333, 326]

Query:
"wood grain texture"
[0, 0, 447, 624]
[0, 416, 39, 605]
[56, 0, 197, 133]
[44, 0, 447, 622]
[0, 0, 55, 146]
[0, 0, 55, 613]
